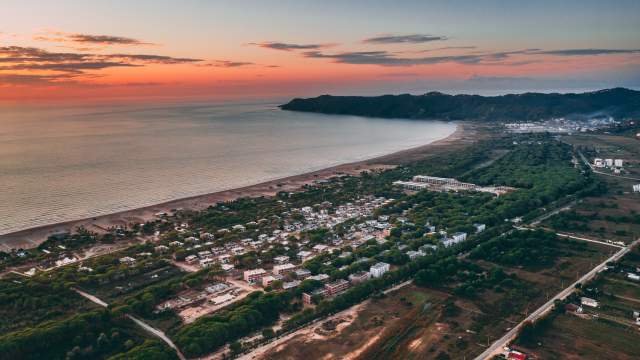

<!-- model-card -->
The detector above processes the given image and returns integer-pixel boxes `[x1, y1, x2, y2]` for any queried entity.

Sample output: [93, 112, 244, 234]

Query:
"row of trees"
[172, 291, 292, 357]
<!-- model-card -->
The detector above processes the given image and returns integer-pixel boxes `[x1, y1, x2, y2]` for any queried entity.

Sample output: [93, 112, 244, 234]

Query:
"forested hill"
[279, 88, 640, 121]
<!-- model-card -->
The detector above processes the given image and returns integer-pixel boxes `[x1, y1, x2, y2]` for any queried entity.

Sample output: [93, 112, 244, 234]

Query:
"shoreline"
[0, 122, 475, 251]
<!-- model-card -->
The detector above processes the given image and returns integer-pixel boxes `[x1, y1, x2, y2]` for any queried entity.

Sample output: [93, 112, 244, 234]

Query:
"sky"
[1, 0, 639, 103]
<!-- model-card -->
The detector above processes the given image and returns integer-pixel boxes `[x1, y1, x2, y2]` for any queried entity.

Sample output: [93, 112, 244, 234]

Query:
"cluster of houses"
[301, 261, 390, 305]
[593, 158, 625, 174]
[170, 197, 392, 277]
[156, 282, 237, 312]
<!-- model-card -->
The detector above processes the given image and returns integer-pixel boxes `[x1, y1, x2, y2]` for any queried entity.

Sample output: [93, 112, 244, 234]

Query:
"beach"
[0, 122, 475, 251]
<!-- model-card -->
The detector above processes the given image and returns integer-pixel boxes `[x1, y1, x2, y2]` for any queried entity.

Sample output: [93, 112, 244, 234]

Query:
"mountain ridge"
[279, 87, 640, 121]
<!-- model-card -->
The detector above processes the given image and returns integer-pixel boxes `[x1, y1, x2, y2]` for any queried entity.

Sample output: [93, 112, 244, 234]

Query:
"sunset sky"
[1, 0, 639, 103]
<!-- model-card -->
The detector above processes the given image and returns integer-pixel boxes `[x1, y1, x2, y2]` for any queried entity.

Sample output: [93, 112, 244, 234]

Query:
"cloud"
[204, 60, 256, 68]
[199, 60, 280, 68]
[301, 47, 640, 67]
[0, 73, 76, 85]
[106, 54, 201, 64]
[35, 31, 154, 46]
[303, 50, 485, 66]
[363, 34, 447, 44]
[536, 48, 640, 56]
[414, 46, 477, 53]
[0, 61, 138, 73]
[0, 46, 203, 85]
[249, 42, 331, 51]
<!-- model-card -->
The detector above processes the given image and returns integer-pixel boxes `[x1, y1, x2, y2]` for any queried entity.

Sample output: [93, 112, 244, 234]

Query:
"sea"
[0, 101, 456, 235]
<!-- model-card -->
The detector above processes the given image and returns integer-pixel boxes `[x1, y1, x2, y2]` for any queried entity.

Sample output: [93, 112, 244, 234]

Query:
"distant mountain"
[280, 88, 640, 121]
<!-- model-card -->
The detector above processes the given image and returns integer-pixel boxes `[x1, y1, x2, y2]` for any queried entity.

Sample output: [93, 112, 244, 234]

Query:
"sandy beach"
[0, 122, 477, 251]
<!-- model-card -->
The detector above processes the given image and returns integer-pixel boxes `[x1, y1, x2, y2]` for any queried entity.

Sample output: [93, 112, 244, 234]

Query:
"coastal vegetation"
[0, 130, 615, 359]
[280, 88, 640, 121]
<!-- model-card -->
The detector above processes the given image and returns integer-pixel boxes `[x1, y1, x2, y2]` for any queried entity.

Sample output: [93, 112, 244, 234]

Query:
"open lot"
[82, 264, 185, 301]
[257, 235, 615, 360]
[513, 245, 640, 359]
[262, 284, 450, 360]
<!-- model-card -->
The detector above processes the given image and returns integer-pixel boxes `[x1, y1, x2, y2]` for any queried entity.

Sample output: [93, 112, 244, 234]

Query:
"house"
[199, 258, 216, 268]
[406, 250, 423, 260]
[451, 232, 467, 242]
[154, 245, 169, 253]
[273, 263, 297, 275]
[507, 350, 528, 360]
[119, 256, 136, 266]
[370, 262, 390, 278]
[232, 224, 246, 232]
[302, 288, 327, 305]
[419, 244, 438, 253]
[307, 273, 330, 283]
[627, 273, 640, 281]
[221, 264, 234, 272]
[312, 244, 329, 253]
[243, 268, 267, 284]
[262, 275, 278, 287]
[297, 250, 313, 261]
[294, 268, 312, 279]
[273, 255, 290, 264]
[231, 246, 246, 255]
[218, 254, 231, 264]
[605, 158, 614, 167]
[442, 238, 462, 247]
[614, 159, 624, 167]
[185, 255, 198, 264]
[55, 256, 77, 267]
[283, 280, 301, 290]
[348, 271, 371, 284]
[581, 297, 599, 308]
[473, 223, 486, 233]
[633, 184, 640, 193]
[324, 279, 350, 296]
[593, 158, 604, 167]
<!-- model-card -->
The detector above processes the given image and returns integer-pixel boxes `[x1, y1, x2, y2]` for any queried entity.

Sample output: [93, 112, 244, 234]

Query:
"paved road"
[555, 232, 624, 248]
[74, 288, 186, 360]
[473, 239, 638, 360]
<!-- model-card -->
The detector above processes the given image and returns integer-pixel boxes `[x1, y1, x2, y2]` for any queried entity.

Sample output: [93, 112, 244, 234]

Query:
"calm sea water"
[0, 101, 455, 234]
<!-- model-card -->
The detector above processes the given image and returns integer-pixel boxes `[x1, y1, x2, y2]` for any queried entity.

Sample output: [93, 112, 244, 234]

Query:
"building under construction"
[393, 175, 515, 196]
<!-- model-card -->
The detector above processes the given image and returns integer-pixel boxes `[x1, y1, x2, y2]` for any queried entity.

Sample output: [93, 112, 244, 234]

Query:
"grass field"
[82, 264, 184, 301]
[517, 313, 640, 360]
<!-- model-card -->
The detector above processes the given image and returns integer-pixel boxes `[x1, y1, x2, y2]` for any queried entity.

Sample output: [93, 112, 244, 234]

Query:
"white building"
[297, 250, 313, 261]
[273, 255, 290, 264]
[614, 159, 624, 167]
[199, 258, 216, 268]
[451, 232, 467, 242]
[593, 158, 604, 168]
[627, 273, 640, 281]
[633, 184, 640, 193]
[473, 223, 486, 233]
[119, 256, 136, 266]
[370, 262, 390, 278]
[243, 268, 267, 284]
[581, 297, 599, 308]
[273, 263, 296, 275]
[312, 244, 329, 253]
[605, 158, 614, 167]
